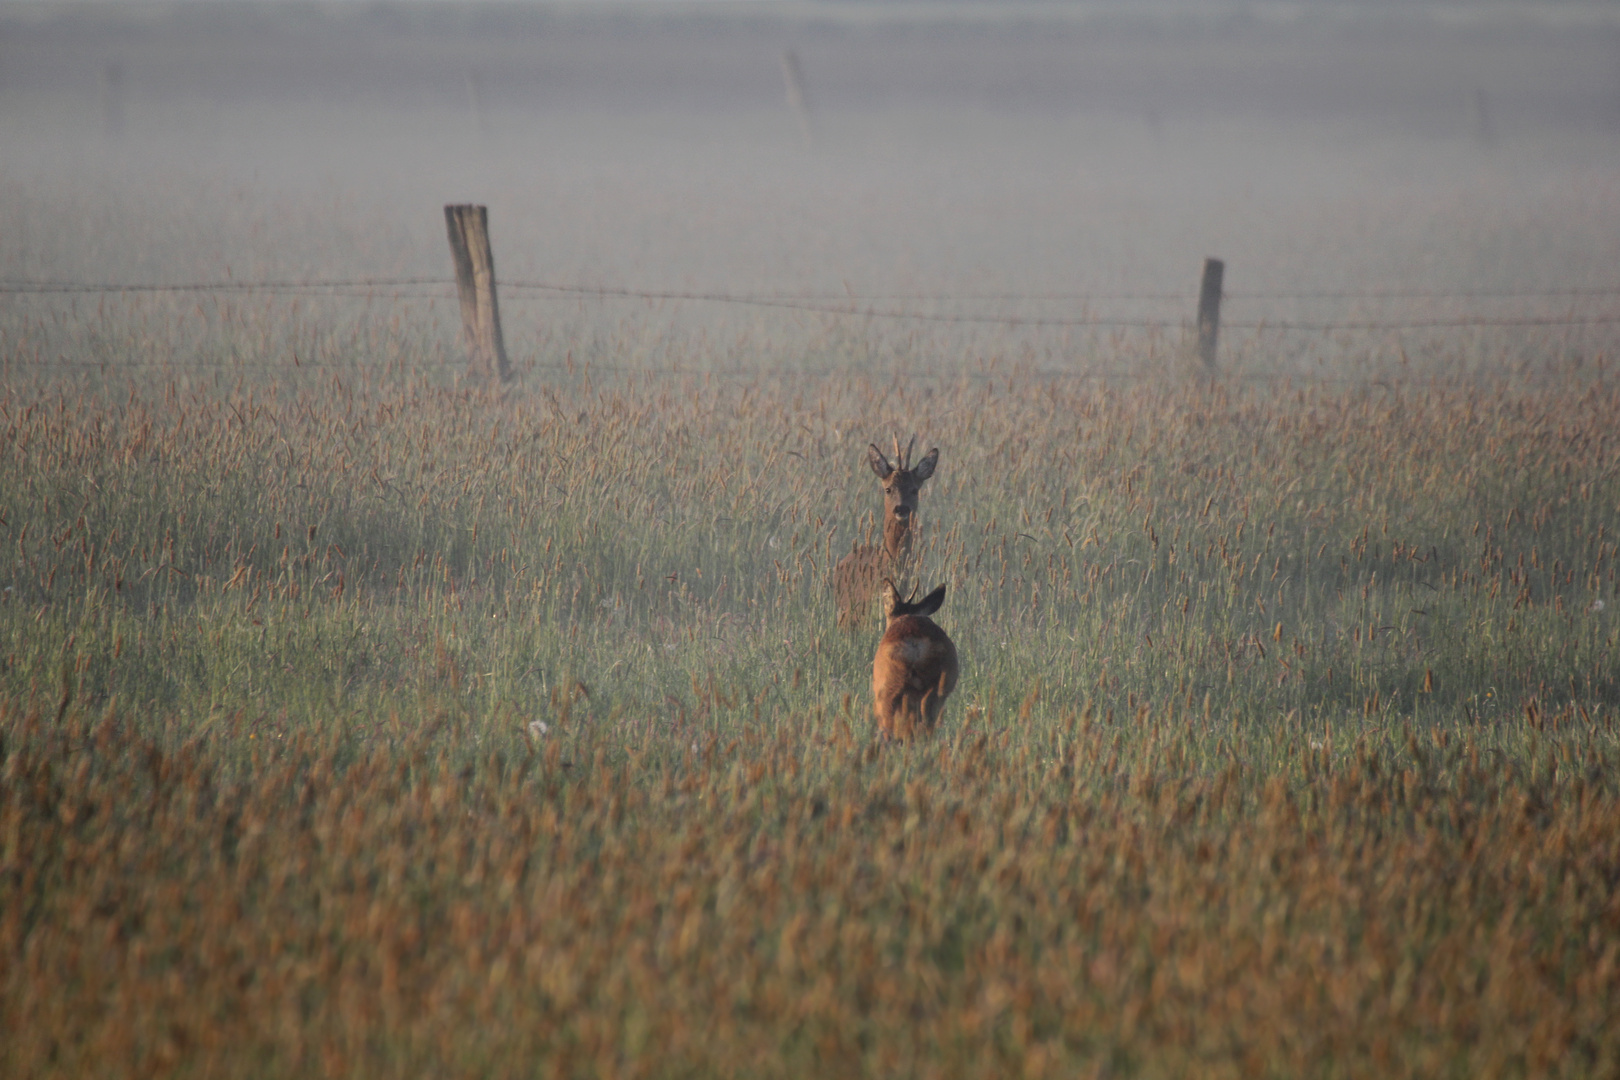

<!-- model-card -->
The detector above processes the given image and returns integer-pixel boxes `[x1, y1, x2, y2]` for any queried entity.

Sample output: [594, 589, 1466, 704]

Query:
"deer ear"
[867, 443, 895, 480]
[911, 448, 939, 482]
[914, 583, 946, 617]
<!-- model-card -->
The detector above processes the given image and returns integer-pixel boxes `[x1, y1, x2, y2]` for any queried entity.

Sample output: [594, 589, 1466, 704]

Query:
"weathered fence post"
[443, 204, 511, 383]
[1197, 256, 1224, 372]
[781, 50, 816, 148]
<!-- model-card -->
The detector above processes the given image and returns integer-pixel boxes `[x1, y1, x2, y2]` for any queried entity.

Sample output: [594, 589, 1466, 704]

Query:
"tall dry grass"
[2, 351, 1618, 1076]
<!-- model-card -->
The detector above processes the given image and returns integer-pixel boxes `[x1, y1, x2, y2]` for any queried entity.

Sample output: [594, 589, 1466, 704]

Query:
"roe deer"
[832, 435, 939, 629]
[872, 579, 959, 740]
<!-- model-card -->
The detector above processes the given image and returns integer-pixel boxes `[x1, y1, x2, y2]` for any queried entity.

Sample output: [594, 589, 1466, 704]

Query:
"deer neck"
[883, 518, 913, 563]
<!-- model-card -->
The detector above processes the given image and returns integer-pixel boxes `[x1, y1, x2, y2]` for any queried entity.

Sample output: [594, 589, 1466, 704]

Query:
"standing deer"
[832, 435, 939, 630]
[872, 579, 959, 739]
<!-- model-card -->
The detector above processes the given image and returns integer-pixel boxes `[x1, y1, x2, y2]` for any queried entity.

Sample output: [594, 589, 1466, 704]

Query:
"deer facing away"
[872, 579, 959, 740]
[832, 436, 939, 630]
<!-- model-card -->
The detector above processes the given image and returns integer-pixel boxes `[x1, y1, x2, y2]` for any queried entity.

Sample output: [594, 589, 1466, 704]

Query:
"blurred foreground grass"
[2, 358, 1618, 1077]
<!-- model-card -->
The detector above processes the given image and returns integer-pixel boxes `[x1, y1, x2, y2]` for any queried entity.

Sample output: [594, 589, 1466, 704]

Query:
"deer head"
[866, 435, 939, 560]
[879, 579, 946, 622]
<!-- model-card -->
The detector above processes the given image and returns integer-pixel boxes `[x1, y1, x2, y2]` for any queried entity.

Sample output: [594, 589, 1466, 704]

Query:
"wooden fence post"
[781, 50, 816, 147]
[1197, 257, 1224, 372]
[444, 204, 511, 383]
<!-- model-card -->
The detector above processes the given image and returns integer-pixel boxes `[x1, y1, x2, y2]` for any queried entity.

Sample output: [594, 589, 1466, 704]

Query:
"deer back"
[872, 581, 958, 739]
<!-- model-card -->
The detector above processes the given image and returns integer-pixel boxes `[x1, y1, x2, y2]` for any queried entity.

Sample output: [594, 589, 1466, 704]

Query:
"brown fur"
[872, 580, 959, 740]
[833, 436, 939, 630]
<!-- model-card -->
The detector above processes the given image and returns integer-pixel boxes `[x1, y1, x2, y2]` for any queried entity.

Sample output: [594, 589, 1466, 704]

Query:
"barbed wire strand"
[2, 277, 1617, 331]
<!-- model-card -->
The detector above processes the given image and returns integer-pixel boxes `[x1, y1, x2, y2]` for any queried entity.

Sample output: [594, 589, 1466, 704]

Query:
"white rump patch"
[896, 637, 940, 665]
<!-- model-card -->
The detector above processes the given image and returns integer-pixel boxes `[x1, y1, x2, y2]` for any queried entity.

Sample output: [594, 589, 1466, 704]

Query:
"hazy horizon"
[3, 0, 1617, 380]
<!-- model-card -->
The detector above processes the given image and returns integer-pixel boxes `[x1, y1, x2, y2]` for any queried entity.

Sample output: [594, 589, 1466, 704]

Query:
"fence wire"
[3, 276, 1617, 333]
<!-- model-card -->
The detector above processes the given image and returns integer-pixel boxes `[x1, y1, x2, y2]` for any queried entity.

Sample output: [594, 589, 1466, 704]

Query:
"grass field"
[4, 1, 1620, 1075]
[3, 352, 1619, 1077]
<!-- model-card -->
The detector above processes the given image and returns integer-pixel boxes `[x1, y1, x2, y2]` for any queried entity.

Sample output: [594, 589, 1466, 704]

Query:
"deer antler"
[892, 433, 903, 471]
[904, 434, 917, 472]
